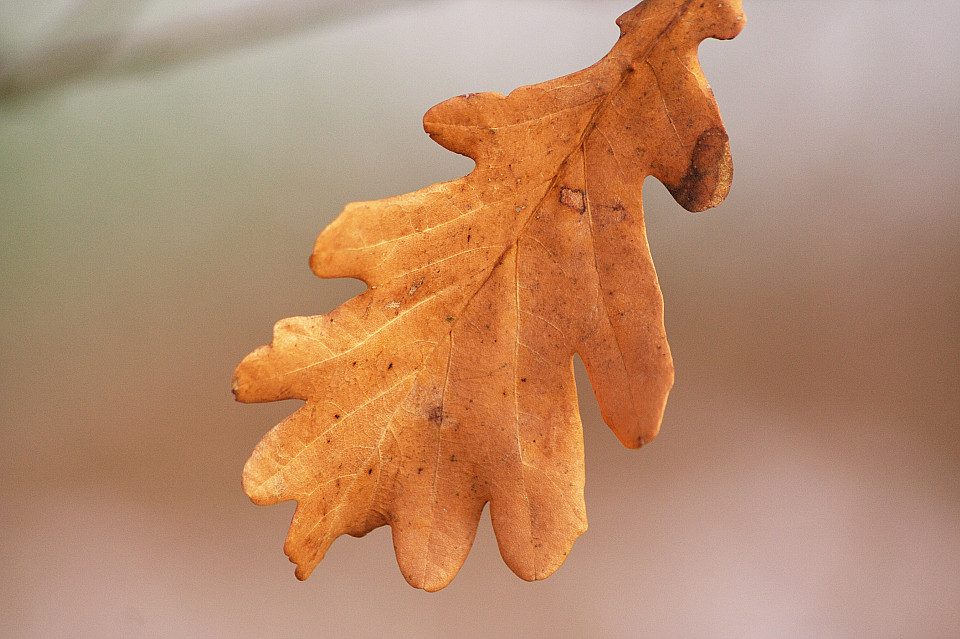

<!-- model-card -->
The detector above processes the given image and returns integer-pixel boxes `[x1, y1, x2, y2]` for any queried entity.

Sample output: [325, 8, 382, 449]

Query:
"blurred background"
[1, 1, 957, 637]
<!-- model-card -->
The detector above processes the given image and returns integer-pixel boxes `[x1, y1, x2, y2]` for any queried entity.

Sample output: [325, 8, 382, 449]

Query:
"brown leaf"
[234, 0, 744, 591]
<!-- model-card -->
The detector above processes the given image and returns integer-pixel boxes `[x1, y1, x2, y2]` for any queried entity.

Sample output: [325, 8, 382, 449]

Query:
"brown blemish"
[407, 278, 423, 296]
[665, 126, 732, 212]
[559, 187, 586, 214]
[427, 405, 443, 424]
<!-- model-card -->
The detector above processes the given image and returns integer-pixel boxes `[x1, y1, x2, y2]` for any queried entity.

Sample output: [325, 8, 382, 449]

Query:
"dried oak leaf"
[234, 0, 744, 591]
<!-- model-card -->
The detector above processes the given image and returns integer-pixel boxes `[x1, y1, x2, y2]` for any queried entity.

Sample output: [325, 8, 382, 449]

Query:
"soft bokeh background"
[1, 1, 957, 637]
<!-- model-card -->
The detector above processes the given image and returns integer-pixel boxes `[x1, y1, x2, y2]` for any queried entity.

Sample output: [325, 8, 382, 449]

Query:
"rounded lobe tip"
[665, 126, 732, 212]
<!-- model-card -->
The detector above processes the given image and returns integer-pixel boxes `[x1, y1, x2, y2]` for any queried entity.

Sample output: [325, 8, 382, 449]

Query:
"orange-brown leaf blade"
[236, 0, 744, 590]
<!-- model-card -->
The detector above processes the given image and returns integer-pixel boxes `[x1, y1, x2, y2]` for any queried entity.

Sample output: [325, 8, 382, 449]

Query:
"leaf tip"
[231, 360, 251, 402]
[622, 421, 662, 450]
[231, 346, 267, 403]
[241, 450, 276, 505]
[419, 575, 454, 593]
[293, 563, 312, 581]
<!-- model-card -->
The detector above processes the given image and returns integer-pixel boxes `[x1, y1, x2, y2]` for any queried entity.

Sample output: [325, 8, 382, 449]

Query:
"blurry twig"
[0, 0, 428, 99]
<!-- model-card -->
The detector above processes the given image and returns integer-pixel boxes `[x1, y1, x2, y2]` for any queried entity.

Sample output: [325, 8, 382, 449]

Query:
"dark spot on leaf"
[664, 126, 731, 212]
[388, 362, 393, 370]
[559, 187, 586, 214]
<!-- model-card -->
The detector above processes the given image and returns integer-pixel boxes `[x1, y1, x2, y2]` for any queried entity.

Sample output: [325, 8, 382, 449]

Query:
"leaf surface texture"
[234, 0, 744, 591]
